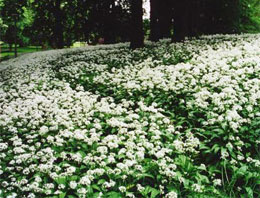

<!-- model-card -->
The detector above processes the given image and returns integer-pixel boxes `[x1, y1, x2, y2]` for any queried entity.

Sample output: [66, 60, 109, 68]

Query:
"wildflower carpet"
[0, 34, 260, 198]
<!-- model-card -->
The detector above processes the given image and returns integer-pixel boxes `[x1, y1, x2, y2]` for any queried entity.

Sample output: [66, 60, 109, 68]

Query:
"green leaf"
[80, 165, 87, 170]
[59, 193, 66, 198]
[97, 179, 106, 185]
[70, 176, 79, 181]
[111, 128, 117, 133]
[237, 165, 248, 175]
[144, 186, 152, 195]
[92, 184, 101, 191]
[87, 185, 93, 195]
[78, 151, 87, 157]
[55, 177, 66, 185]
[107, 191, 121, 198]
[196, 173, 209, 183]
[138, 173, 155, 180]
[246, 187, 253, 198]
[93, 192, 101, 198]
[183, 178, 190, 188]
[176, 155, 193, 172]
[126, 183, 135, 190]
[255, 179, 260, 185]
[150, 188, 160, 198]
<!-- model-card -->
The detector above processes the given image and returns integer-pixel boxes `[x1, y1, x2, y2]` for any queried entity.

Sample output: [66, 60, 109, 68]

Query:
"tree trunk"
[172, 0, 189, 42]
[103, 0, 116, 44]
[130, 0, 144, 49]
[149, 0, 159, 41]
[188, 0, 199, 37]
[8, 44, 12, 52]
[158, 0, 172, 39]
[198, 0, 207, 34]
[53, 0, 64, 49]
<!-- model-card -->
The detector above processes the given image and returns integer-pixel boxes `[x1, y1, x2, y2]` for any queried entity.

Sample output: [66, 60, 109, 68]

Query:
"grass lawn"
[0, 42, 87, 62]
[0, 45, 42, 61]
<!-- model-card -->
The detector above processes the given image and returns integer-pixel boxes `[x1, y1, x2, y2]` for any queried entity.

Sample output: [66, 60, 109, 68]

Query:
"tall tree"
[0, 0, 8, 37]
[157, 0, 172, 39]
[130, 0, 144, 49]
[31, 0, 70, 48]
[150, 0, 172, 41]
[187, 0, 200, 37]
[172, 0, 189, 42]
[52, 0, 64, 48]
[1, 0, 26, 50]
[149, 0, 159, 41]
[102, 0, 116, 44]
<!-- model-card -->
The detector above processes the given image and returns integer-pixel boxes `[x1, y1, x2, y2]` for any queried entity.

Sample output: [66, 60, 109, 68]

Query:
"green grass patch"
[0, 45, 42, 61]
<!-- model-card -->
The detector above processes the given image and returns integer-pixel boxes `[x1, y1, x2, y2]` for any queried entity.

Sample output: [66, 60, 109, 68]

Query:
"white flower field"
[0, 34, 260, 198]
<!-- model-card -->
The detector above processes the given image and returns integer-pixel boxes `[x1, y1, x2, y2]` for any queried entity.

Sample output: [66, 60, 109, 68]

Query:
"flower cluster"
[0, 34, 260, 197]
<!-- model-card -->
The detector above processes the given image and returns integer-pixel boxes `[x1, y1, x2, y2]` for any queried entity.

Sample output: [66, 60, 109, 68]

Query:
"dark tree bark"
[158, 0, 172, 39]
[130, 0, 144, 49]
[9, 44, 12, 52]
[150, 0, 172, 41]
[103, 0, 116, 44]
[172, 0, 189, 42]
[150, 0, 160, 41]
[198, 0, 207, 34]
[53, 0, 64, 49]
[188, 0, 200, 37]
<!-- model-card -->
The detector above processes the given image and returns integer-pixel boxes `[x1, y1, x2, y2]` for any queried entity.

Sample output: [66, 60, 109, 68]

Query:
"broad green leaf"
[246, 187, 253, 198]
[55, 177, 66, 185]
[59, 193, 66, 198]
[97, 179, 106, 185]
[92, 184, 101, 191]
[138, 173, 155, 180]
[150, 188, 160, 198]
[107, 191, 121, 198]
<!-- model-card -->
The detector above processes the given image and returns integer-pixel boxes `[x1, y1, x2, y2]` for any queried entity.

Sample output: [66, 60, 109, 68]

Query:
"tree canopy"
[0, 0, 259, 49]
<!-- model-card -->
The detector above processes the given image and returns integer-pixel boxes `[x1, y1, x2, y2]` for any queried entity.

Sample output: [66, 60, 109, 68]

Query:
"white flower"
[69, 181, 77, 189]
[155, 150, 165, 159]
[103, 180, 116, 189]
[221, 150, 229, 159]
[165, 191, 178, 198]
[58, 184, 66, 189]
[6, 193, 17, 198]
[39, 126, 49, 135]
[28, 193, 36, 198]
[80, 176, 91, 185]
[119, 186, 126, 192]
[192, 183, 203, 192]
[0, 143, 8, 151]
[126, 192, 135, 198]
[136, 184, 145, 192]
[237, 155, 245, 161]
[77, 187, 87, 195]
[213, 179, 222, 186]
[67, 166, 76, 173]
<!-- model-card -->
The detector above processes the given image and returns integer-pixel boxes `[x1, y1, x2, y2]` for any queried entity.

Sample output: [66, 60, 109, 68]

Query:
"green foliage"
[43, 35, 260, 197]
[238, 0, 260, 32]
[1, 0, 260, 48]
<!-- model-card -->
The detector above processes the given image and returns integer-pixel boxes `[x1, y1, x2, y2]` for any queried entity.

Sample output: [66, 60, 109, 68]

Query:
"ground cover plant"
[0, 34, 260, 198]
